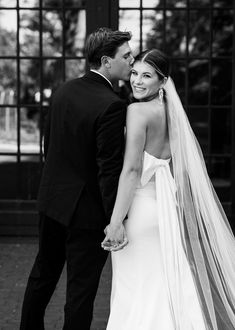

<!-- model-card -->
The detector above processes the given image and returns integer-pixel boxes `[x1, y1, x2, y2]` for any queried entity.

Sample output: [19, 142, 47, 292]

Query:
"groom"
[20, 27, 133, 330]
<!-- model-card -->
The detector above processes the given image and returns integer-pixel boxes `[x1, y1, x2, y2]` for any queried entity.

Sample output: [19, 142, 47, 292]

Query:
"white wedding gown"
[106, 151, 207, 330]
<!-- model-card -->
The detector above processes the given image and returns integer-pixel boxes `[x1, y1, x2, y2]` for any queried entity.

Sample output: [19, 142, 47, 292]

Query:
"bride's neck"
[140, 93, 163, 104]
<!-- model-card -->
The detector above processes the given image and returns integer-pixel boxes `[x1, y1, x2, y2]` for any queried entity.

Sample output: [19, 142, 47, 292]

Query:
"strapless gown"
[106, 151, 207, 330]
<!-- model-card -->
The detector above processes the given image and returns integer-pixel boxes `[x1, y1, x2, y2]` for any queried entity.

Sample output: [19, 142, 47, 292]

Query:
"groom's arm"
[96, 101, 126, 221]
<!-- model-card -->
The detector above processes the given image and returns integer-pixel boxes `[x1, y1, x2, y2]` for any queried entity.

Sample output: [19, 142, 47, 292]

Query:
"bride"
[102, 49, 235, 329]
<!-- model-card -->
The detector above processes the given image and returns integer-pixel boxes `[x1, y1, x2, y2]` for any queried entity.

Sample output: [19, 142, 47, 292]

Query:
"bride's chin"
[133, 94, 142, 100]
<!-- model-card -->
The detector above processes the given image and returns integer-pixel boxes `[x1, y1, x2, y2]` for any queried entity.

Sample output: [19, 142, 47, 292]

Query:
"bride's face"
[130, 61, 162, 101]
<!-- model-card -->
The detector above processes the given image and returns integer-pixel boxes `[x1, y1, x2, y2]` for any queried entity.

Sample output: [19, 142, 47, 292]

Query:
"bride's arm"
[102, 103, 146, 249]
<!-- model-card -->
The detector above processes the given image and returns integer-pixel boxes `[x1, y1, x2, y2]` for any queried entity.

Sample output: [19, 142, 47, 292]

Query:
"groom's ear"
[101, 55, 111, 69]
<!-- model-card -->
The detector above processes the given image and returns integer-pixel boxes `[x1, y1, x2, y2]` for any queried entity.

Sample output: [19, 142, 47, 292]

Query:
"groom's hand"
[101, 223, 128, 252]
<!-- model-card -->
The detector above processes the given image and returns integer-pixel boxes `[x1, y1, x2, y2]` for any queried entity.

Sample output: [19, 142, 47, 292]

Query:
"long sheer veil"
[165, 77, 235, 329]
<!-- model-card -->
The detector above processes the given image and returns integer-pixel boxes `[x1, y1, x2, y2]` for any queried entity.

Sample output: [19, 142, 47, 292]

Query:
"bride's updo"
[134, 49, 170, 81]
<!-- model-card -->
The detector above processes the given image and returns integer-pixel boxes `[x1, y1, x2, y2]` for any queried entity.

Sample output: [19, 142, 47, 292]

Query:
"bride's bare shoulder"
[128, 101, 164, 118]
[127, 102, 147, 114]
[126, 102, 147, 128]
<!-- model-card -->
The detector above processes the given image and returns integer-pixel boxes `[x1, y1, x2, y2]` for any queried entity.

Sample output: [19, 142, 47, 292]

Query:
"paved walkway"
[0, 237, 112, 330]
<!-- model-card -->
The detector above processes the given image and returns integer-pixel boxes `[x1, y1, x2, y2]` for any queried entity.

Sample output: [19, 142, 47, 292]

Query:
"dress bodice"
[140, 151, 171, 185]
[140, 151, 177, 204]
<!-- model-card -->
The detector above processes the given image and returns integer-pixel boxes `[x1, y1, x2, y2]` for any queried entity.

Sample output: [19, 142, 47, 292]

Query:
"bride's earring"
[159, 88, 163, 104]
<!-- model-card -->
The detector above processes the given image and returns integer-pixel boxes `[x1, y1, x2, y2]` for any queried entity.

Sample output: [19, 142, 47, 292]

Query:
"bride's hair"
[134, 49, 171, 81]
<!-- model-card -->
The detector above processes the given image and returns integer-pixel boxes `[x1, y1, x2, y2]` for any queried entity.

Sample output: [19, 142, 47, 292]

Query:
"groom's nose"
[129, 54, 134, 65]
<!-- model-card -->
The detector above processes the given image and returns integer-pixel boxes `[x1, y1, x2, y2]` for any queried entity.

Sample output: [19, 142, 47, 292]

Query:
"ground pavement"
[0, 237, 112, 330]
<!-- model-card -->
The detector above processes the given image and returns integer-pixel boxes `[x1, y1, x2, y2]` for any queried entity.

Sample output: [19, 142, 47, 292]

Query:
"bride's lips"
[132, 86, 146, 93]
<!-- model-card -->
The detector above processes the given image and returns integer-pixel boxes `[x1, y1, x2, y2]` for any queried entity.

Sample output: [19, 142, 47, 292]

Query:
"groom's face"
[109, 42, 134, 82]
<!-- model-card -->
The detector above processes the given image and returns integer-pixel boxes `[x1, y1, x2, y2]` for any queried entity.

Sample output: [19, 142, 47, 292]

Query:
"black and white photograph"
[0, 0, 234, 329]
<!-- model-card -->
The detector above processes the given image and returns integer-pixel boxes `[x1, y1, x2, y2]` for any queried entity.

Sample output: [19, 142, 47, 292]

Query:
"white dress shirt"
[90, 69, 112, 87]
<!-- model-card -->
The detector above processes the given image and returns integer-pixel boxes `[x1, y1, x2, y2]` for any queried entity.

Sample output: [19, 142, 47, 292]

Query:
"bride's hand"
[101, 223, 128, 252]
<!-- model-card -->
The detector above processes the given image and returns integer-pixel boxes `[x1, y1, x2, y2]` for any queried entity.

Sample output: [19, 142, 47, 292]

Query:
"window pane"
[171, 60, 186, 103]
[20, 10, 40, 56]
[211, 60, 232, 106]
[19, 0, 39, 7]
[20, 107, 40, 153]
[0, 0, 16, 7]
[213, 0, 233, 7]
[42, 0, 62, 7]
[143, 10, 164, 51]
[119, 0, 140, 7]
[189, 10, 210, 56]
[188, 107, 208, 154]
[210, 157, 231, 202]
[119, 10, 140, 54]
[65, 59, 86, 80]
[20, 155, 41, 199]
[165, 10, 187, 57]
[0, 156, 17, 199]
[166, 0, 186, 7]
[211, 107, 231, 154]
[41, 89, 52, 106]
[65, 10, 86, 56]
[212, 10, 233, 57]
[188, 0, 210, 6]
[42, 106, 49, 134]
[0, 60, 17, 104]
[43, 0, 86, 8]
[20, 59, 40, 105]
[0, 10, 17, 55]
[0, 107, 17, 152]
[64, 0, 86, 7]
[43, 59, 63, 93]
[43, 10, 62, 57]
[142, 0, 164, 8]
[188, 59, 209, 105]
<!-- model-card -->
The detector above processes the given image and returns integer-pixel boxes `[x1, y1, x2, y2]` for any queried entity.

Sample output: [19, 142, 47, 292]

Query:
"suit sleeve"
[96, 101, 126, 221]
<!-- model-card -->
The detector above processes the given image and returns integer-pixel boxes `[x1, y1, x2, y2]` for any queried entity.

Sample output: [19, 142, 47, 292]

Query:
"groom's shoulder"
[51, 78, 81, 96]
[51, 76, 125, 108]
[50, 77, 93, 104]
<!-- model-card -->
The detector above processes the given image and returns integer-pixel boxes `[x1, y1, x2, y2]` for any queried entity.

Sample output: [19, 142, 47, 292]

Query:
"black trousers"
[20, 214, 108, 330]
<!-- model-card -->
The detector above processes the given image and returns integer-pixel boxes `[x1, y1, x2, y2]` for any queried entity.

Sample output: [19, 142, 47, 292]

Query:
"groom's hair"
[85, 27, 131, 69]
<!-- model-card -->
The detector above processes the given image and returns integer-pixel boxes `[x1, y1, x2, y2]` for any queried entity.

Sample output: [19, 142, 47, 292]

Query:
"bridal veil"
[164, 77, 235, 329]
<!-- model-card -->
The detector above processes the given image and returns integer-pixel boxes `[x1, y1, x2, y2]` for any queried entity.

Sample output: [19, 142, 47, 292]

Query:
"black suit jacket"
[37, 71, 126, 229]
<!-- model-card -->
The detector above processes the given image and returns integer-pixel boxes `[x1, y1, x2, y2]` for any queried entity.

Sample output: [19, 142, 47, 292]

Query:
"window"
[0, 0, 86, 199]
